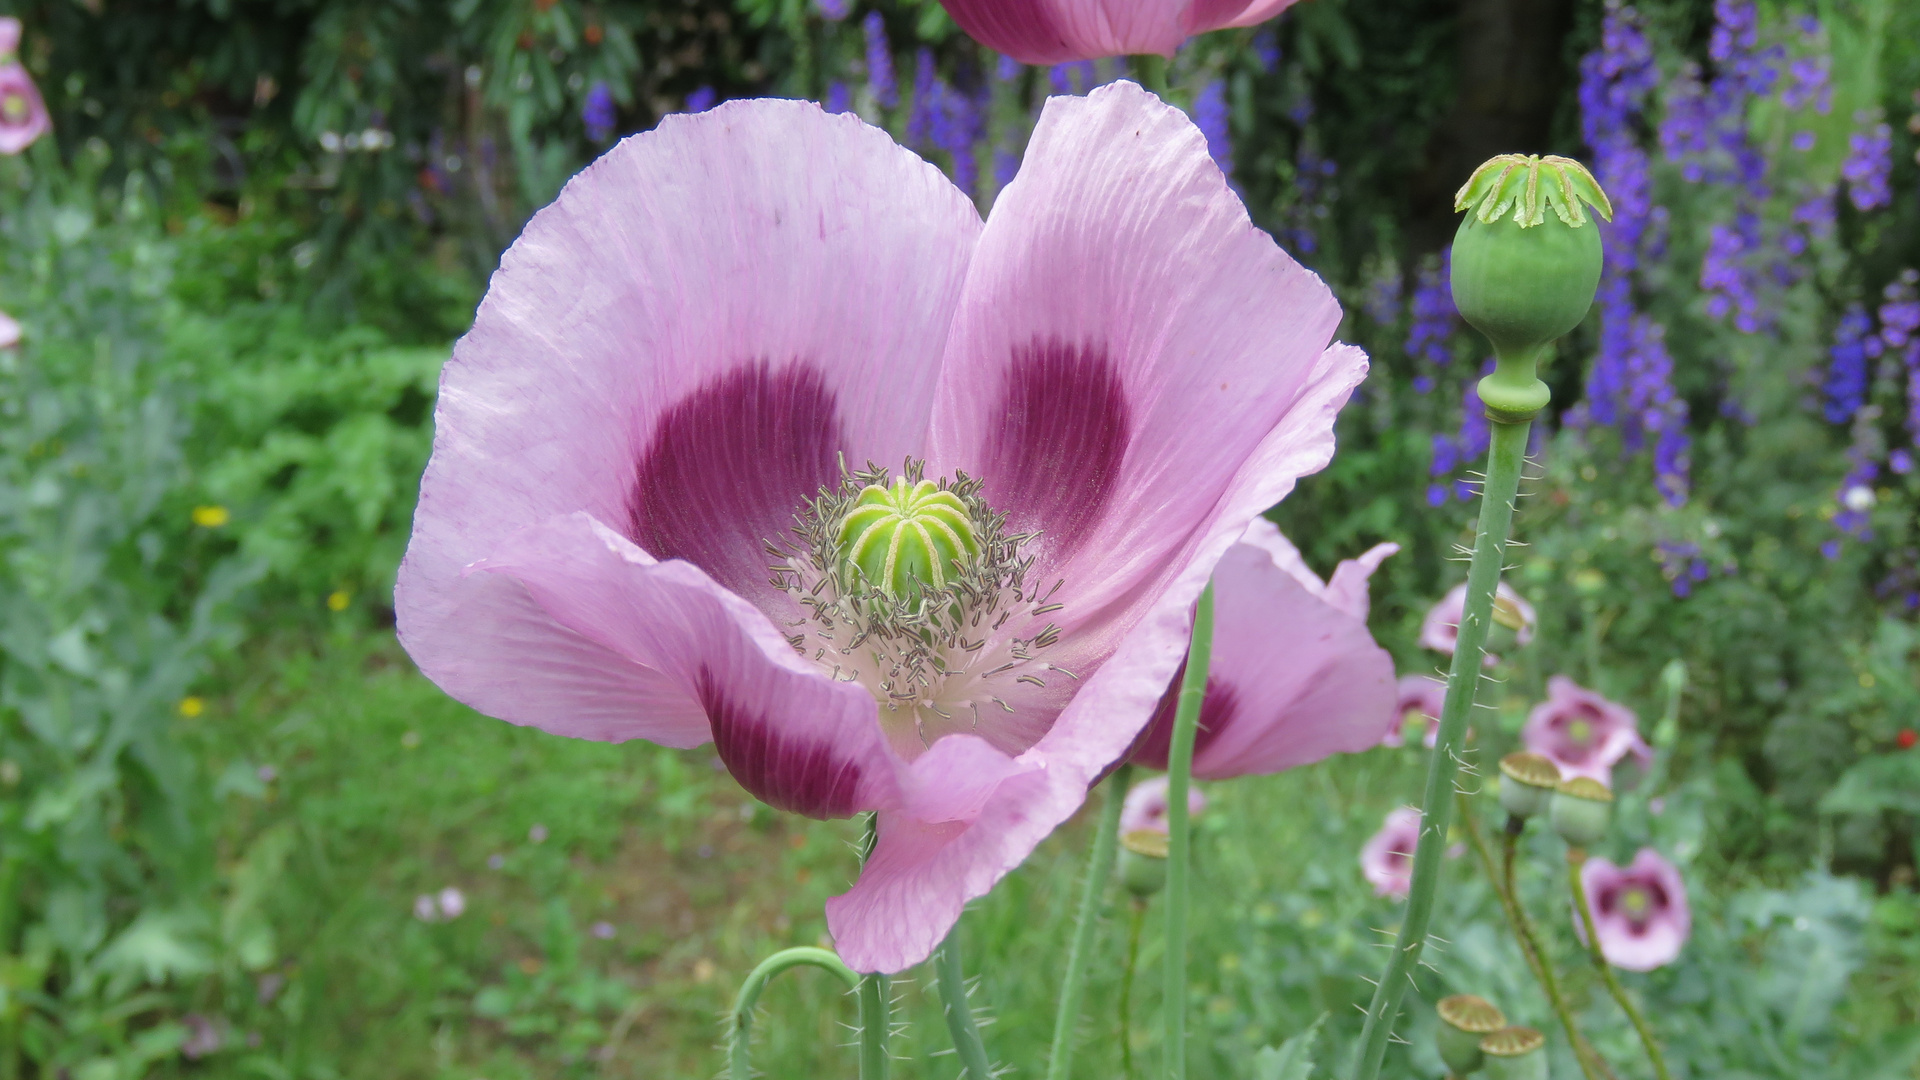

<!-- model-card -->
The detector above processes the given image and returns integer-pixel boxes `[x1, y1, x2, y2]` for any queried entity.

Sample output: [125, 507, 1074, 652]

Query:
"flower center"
[1568, 718, 1593, 745]
[771, 461, 1069, 755]
[2, 94, 25, 122]
[1621, 887, 1650, 916]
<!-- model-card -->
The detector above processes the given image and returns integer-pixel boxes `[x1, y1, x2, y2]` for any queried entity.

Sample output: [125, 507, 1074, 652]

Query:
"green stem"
[859, 973, 891, 1080]
[727, 947, 862, 1080]
[1460, 799, 1608, 1080]
[1047, 763, 1132, 1080]
[935, 925, 994, 1080]
[1164, 583, 1216, 1080]
[1350, 418, 1531, 1080]
[1569, 850, 1673, 1080]
[1121, 899, 1147, 1080]
[1132, 54, 1170, 97]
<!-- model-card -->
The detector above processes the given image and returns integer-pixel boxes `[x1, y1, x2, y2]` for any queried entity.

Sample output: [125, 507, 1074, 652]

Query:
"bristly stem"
[935, 924, 994, 1080]
[858, 812, 890, 1080]
[1459, 798, 1609, 1080]
[1164, 582, 1216, 1080]
[1120, 899, 1147, 1079]
[727, 947, 862, 1080]
[1350, 418, 1531, 1080]
[1132, 54, 1170, 97]
[1569, 849, 1673, 1080]
[1047, 763, 1132, 1080]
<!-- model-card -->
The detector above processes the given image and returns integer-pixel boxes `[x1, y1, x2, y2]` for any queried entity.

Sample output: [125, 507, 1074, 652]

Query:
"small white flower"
[437, 887, 466, 920]
[1843, 485, 1875, 512]
[413, 894, 438, 922]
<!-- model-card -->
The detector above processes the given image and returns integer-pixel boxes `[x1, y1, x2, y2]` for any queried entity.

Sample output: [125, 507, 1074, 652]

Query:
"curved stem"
[935, 926, 994, 1080]
[1121, 898, 1147, 1079]
[1047, 763, 1132, 1080]
[1350, 419, 1531, 1080]
[728, 947, 862, 1080]
[1164, 583, 1216, 1080]
[1460, 800, 1609, 1080]
[1569, 850, 1673, 1080]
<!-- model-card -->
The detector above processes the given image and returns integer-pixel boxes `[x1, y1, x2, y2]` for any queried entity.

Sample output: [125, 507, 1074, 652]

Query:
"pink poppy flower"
[1360, 806, 1422, 898]
[938, 0, 1304, 66]
[1575, 848, 1690, 971]
[1382, 674, 1446, 748]
[0, 19, 49, 157]
[394, 84, 1364, 973]
[1128, 520, 1397, 777]
[1522, 675, 1651, 786]
[1119, 773, 1205, 836]
[1417, 580, 1536, 664]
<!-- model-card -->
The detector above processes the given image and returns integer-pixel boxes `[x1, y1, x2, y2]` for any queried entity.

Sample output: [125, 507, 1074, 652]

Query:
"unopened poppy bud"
[1119, 829, 1168, 898]
[837, 477, 980, 598]
[1479, 1026, 1547, 1080]
[1550, 776, 1614, 848]
[1436, 994, 1506, 1075]
[1498, 752, 1561, 820]
[1450, 154, 1611, 423]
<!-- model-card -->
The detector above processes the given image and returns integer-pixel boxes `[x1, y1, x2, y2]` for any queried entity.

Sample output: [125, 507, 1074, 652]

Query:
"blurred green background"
[2, 0, 1919, 1076]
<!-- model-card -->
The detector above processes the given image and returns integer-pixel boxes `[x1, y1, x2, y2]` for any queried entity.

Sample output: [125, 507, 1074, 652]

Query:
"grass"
[170, 628, 1919, 1079]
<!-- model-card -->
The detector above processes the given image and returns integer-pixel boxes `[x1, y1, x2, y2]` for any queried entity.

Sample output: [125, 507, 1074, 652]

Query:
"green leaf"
[1253, 1013, 1328, 1080]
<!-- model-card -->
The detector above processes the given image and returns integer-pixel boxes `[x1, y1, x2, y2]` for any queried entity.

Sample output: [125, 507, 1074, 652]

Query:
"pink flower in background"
[937, 0, 1304, 66]
[1360, 806, 1422, 897]
[1576, 848, 1690, 970]
[1119, 773, 1206, 835]
[1129, 520, 1397, 777]
[0, 310, 20, 349]
[395, 85, 1364, 973]
[0, 19, 50, 156]
[1418, 580, 1535, 663]
[1382, 674, 1446, 748]
[1523, 675, 1650, 785]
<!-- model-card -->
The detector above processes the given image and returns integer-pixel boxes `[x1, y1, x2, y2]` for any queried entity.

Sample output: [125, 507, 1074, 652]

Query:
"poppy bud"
[1118, 830, 1168, 898]
[1450, 154, 1611, 423]
[1436, 994, 1506, 1075]
[1498, 752, 1561, 820]
[1550, 776, 1614, 848]
[1479, 1026, 1547, 1080]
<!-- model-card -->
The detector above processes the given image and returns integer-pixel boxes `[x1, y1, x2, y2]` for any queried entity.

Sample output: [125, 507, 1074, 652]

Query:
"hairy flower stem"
[1047, 763, 1132, 1080]
[1569, 849, 1673, 1080]
[1120, 898, 1148, 1079]
[1133, 55, 1170, 97]
[727, 947, 861, 1080]
[858, 813, 890, 1080]
[1460, 799, 1610, 1080]
[935, 926, 994, 1079]
[1164, 583, 1216, 1080]
[1350, 418, 1530, 1080]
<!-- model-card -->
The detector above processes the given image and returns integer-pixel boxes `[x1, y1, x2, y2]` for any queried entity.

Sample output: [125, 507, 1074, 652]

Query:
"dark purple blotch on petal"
[699, 668, 864, 818]
[982, 338, 1130, 559]
[627, 362, 843, 600]
[1125, 671, 1238, 770]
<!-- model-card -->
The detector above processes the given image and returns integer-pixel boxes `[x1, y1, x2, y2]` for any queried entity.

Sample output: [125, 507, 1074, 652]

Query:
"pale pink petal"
[930, 80, 1349, 679]
[469, 513, 902, 818]
[1323, 543, 1399, 621]
[398, 100, 982, 736]
[1117, 773, 1205, 835]
[1211, 0, 1303, 29]
[1128, 520, 1396, 778]
[0, 62, 51, 156]
[1361, 806, 1422, 898]
[1523, 675, 1643, 785]
[1417, 580, 1535, 664]
[0, 309, 19, 349]
[1578, 848, 1689, 971]
[0, 18, 20, 57]
[938, 0, 1190, 65]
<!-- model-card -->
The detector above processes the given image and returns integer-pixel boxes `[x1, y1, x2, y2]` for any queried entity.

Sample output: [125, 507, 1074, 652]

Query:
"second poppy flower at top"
[937, 0, 1305, 67]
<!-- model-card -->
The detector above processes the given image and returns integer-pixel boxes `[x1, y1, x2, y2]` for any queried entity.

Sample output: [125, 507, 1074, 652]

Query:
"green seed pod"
[1549, 776, 1614, 849]
[1450, 154, 1612, 423]
[1436, 994, 1506, 1076]
[1498, 752, 1562, 820]
[1119, 830, 1168, 898]
[1479, 1026, 1548, 1080]
[837, 477, 979, 598]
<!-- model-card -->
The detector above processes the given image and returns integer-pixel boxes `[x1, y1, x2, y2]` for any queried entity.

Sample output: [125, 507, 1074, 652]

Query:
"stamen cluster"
[767, 461, 1070, 749]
